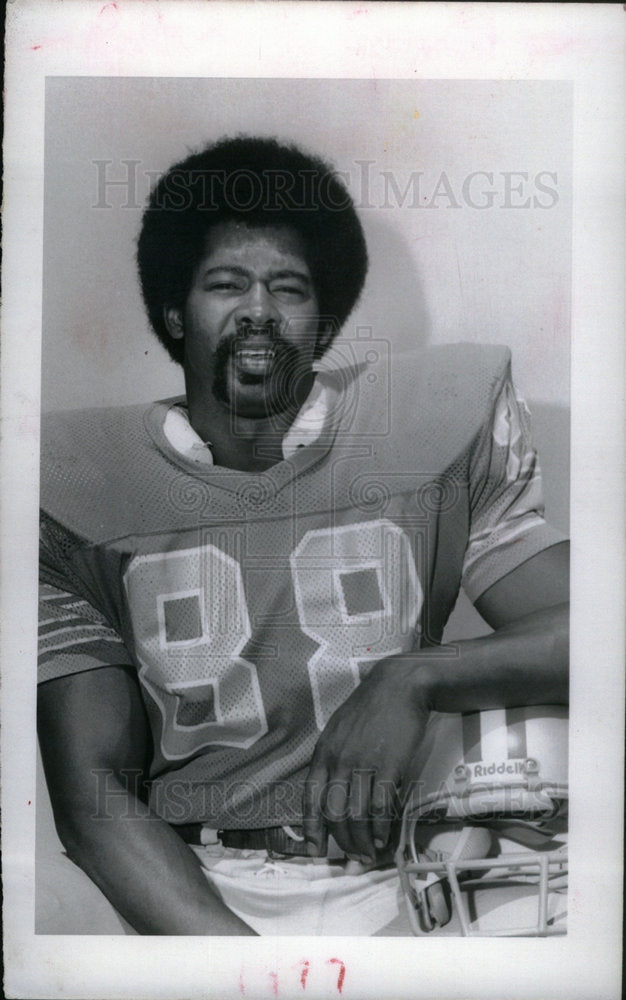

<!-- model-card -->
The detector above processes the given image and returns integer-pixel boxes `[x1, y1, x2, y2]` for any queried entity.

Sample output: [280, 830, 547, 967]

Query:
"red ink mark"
[328, 959, 346, 994]
[31, 45, 42, 50]
[269, 971, 278, 996]
[28, 800, 31, 805]
[238, 968, 245, 996]
[298, 959, 310, 989]
[100, 2, 118, 13]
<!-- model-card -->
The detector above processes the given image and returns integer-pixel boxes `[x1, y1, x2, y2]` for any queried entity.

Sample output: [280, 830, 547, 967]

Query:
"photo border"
[2, 4, 624, 999]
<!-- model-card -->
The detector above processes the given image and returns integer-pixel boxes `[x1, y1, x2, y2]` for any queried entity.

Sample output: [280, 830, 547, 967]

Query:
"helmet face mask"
[395, 706, 568, 937]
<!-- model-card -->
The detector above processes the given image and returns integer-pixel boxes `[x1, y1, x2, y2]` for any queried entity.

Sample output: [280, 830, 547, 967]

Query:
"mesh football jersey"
[39, 344, 565, 828]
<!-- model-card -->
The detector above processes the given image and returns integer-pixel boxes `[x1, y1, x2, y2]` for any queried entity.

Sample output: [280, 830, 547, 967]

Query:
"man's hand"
[303, 543, 570, 866]
[303, 657, 430, 864]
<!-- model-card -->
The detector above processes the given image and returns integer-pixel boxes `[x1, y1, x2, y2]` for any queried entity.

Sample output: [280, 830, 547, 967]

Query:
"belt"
[173, 822, 311, 858]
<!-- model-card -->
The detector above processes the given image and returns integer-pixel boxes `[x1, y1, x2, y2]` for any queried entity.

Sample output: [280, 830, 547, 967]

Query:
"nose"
[234, 280, 280, 328]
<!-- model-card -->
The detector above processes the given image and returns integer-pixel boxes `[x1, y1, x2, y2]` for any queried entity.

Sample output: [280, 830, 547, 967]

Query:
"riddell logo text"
[470, 760, 526, 777]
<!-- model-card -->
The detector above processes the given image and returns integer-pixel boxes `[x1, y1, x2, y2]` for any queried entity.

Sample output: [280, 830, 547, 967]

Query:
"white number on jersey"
[291, 521, 423, 729]
[124, 520, 422, 759]
[124, 546, 268, 759]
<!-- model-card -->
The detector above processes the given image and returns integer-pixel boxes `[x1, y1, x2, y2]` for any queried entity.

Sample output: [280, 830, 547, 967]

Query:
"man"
[38, 136, 569, 935]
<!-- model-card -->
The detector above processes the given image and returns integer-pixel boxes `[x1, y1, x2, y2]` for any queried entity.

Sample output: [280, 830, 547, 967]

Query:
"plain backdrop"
[42, 77, 571, 638]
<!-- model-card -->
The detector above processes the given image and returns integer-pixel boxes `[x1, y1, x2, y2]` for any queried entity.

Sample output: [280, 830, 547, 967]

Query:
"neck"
[185, 389, 305, 472]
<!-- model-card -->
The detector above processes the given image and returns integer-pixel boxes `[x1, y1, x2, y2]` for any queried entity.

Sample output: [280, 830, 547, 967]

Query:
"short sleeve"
[461, 373, 567, 602]
[38, 582, 131, 684]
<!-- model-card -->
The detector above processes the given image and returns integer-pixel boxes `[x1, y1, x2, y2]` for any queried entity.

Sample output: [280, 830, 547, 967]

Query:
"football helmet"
[395, 705, 568, 937]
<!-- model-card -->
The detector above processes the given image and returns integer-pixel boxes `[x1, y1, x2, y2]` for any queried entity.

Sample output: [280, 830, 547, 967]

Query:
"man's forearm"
[412, 601, 569, 714]
[61, 782, 255, 936]
[302, 588, 569, 859]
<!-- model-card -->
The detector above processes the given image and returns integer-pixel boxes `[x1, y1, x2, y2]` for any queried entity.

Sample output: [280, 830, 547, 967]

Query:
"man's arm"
[303, 542, 569, 863]
[38, 665, 256, 935]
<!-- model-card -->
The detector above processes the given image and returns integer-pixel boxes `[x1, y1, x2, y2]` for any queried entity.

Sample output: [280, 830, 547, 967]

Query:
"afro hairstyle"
[136, 135, 369, 364]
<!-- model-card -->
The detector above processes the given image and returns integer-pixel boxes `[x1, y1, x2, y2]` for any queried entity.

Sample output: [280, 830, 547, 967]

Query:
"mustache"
[234, 319, 279, 342]
[214, 330, 300, 370]
[212, 327, 304, 407]
[231, 320, 319, 350]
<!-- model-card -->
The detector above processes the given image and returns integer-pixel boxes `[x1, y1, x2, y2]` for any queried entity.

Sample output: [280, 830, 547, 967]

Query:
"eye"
[206, 276, 247, 294]
[270, 282, 308, 302]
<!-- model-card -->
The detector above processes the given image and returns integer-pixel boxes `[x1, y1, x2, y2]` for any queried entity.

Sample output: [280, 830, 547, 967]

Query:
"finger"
[370, 772, 401, 851]
[302, 761, 329, 856]
[332, 817, 375, 863]
[319, 772, 353, 855]
[326, 769, 376, 862]
[343, 769, 377, 861]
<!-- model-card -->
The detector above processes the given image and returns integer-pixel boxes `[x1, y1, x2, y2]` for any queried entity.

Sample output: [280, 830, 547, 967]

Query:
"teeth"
[237, 349, 275, 359]
[235, 347, 275, 376]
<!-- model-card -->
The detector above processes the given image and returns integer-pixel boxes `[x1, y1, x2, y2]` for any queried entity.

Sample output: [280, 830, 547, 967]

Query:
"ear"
[163, 305, 184, 341]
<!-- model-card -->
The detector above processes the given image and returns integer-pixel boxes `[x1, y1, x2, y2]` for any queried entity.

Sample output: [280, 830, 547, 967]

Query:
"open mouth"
[212, 332, 302, 409]
[234, 346, 276, 377]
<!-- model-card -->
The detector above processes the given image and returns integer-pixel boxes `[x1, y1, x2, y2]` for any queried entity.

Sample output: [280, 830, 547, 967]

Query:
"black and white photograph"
[2, 4, 624, 999]
[37, 73, 573, 939]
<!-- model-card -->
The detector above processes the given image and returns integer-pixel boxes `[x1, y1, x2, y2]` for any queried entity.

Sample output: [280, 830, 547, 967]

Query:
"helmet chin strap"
[488, 816, 567, 849]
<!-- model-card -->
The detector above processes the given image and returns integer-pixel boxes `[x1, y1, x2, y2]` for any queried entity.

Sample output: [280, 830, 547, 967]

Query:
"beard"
[211, 324, 314, 417]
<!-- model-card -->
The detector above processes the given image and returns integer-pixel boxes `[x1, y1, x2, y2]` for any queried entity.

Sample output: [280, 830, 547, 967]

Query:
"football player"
[37, 136, 569, 935]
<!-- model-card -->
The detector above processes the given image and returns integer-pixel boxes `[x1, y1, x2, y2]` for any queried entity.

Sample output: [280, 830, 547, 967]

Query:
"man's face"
[166, 221, 325, 420]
